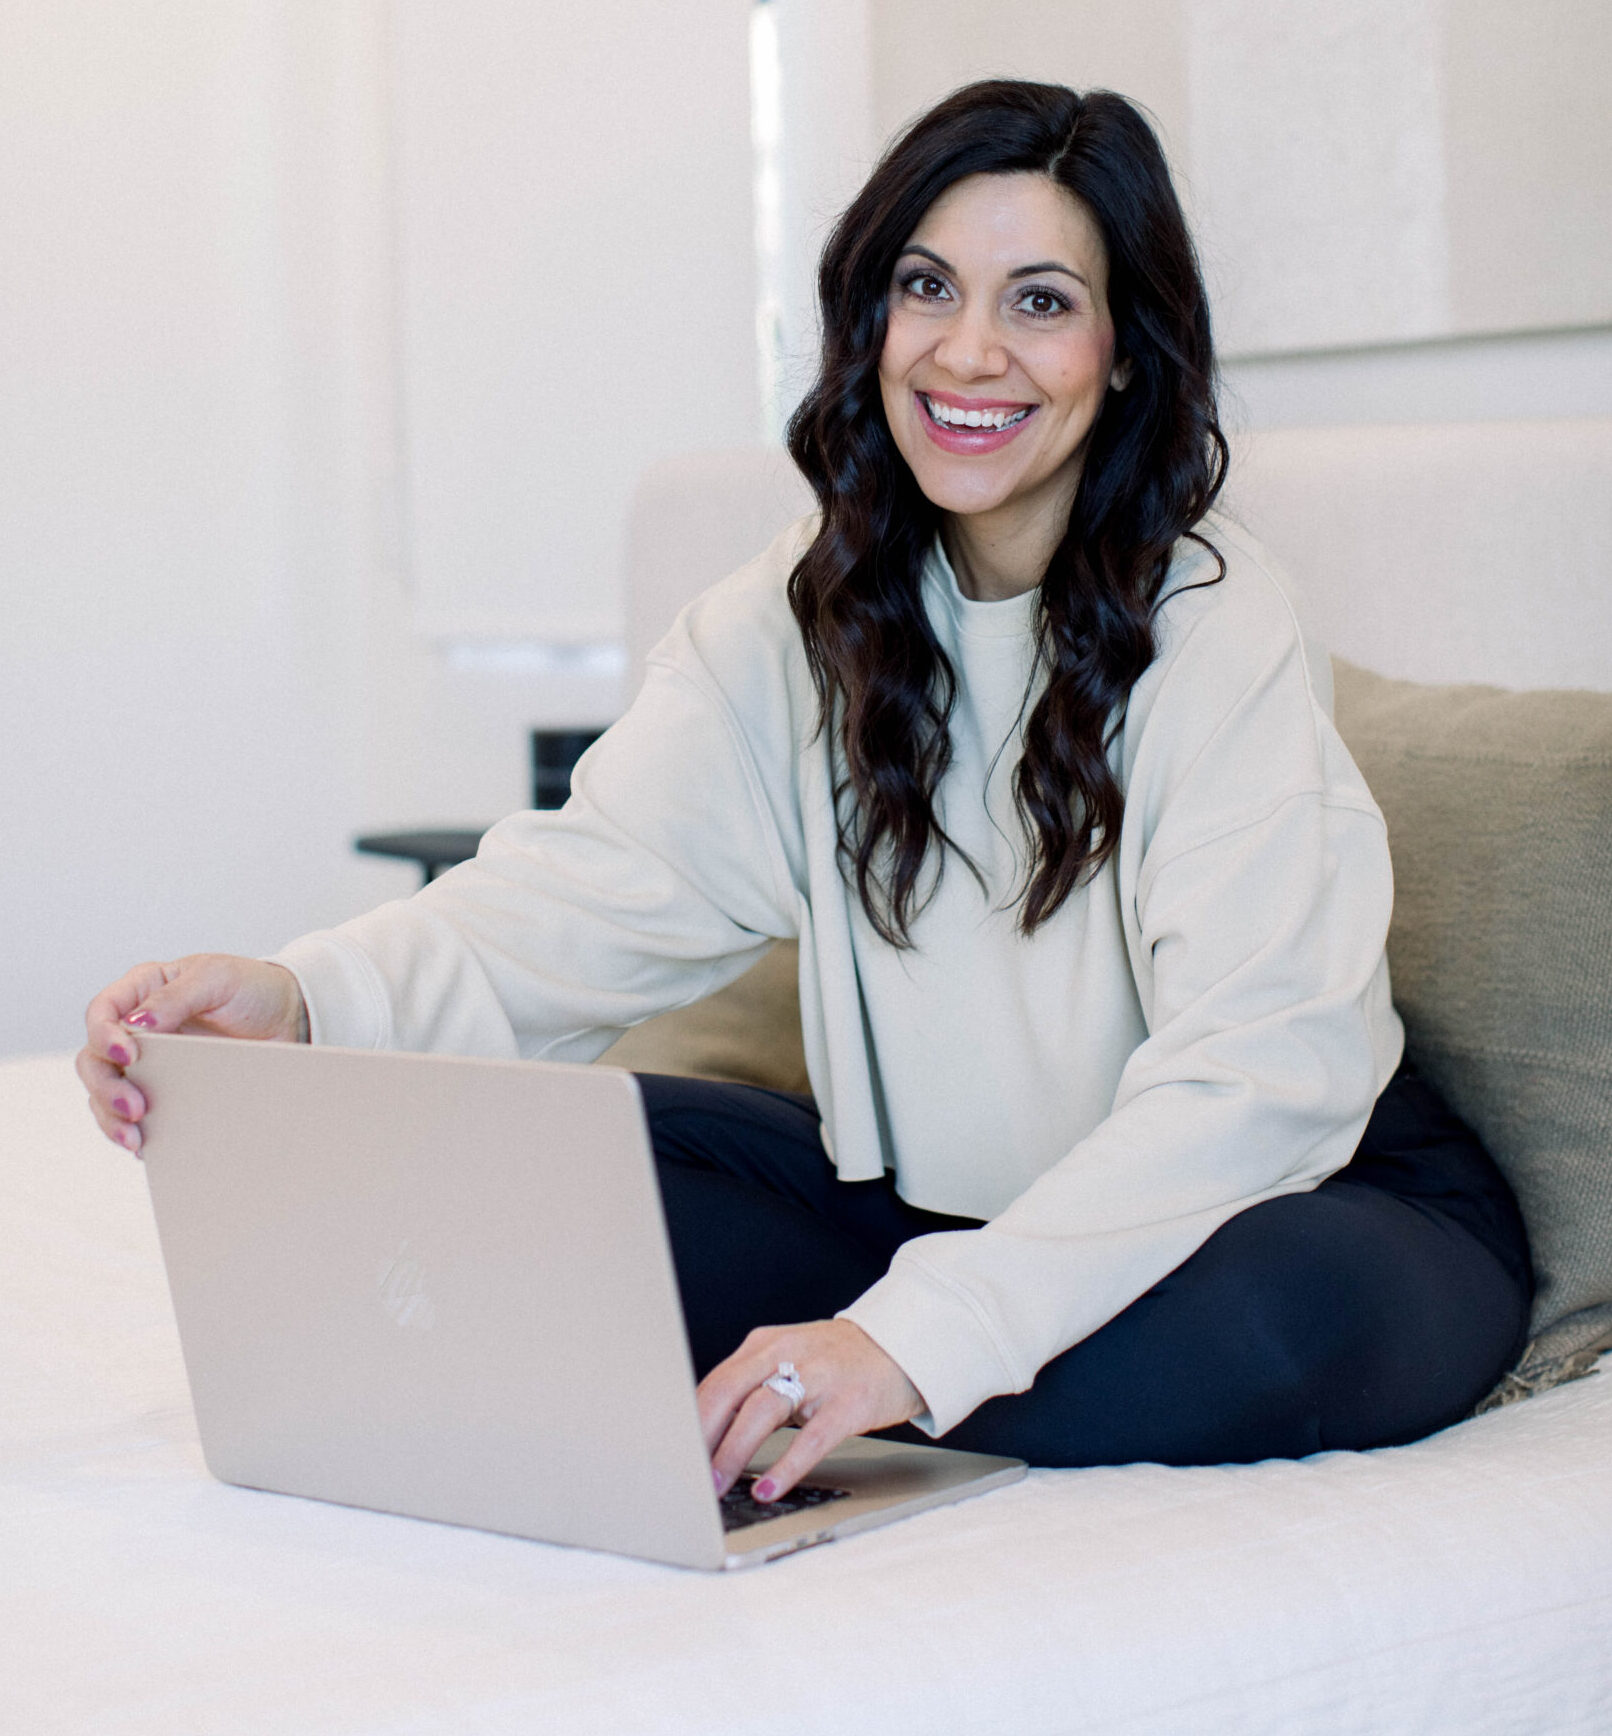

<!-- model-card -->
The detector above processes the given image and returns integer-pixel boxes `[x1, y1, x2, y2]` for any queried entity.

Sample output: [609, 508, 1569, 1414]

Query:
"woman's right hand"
[78, 954, 309, 1154]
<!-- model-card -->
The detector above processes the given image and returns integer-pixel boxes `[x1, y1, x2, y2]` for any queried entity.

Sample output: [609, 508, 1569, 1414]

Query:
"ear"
[1109, 356, 1133, 392]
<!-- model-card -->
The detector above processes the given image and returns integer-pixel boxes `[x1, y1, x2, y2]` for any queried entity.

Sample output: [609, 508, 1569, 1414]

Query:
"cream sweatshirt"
[276, 514, 1403, 1436]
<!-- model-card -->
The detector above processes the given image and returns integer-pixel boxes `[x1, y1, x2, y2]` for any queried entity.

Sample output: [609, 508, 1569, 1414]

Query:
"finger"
[85, 1088, 143, 1154]
[696, 1327, 795, 1454]
[85, 961, 174, 1065]
[75, 1046, 147, 1124]
[132, 955, 306, 1043]
[123, 956, 237, 1035]
[710, 1383, 797, 1497]
[747, 1404, 856, 1504]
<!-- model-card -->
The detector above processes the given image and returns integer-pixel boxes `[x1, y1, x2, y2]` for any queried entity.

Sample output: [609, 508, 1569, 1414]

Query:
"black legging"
[642, 1064, 1533, 1467]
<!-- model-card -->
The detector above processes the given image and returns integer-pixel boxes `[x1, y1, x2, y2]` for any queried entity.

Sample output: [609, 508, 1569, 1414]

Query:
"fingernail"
[713, 1468, 726, 1493]
[119, 1127, 142, 1154]
[112, 1096, 133, 1118]
[108, 1043, 131, 1067]
[753, 1478, 778, 1502]
[126, 1012, 157, 1030]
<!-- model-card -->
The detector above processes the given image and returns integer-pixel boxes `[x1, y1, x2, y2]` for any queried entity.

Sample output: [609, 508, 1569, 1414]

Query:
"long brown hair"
[786, 81, 1227, 945]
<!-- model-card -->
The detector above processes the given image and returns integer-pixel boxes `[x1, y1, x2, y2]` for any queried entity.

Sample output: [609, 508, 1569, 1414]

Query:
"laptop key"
[719, 1473, 851, 1532]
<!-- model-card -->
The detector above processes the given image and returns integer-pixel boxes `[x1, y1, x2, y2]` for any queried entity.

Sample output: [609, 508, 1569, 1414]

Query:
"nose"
[932, 302, 1008, 380]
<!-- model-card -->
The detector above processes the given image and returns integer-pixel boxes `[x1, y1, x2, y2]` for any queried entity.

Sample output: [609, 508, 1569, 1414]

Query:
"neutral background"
[4, 0, 1610, 1058]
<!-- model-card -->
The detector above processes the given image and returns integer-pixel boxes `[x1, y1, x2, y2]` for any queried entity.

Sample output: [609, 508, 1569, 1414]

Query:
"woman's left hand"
[697, 1318, 924, 1503]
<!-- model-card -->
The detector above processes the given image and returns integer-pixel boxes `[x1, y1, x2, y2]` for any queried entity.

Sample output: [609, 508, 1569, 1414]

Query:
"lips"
[915, 391, 1037, 454]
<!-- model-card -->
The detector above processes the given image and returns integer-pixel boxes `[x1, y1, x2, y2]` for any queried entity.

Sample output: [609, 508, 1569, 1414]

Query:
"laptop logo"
[377, 1241, 437, 1330]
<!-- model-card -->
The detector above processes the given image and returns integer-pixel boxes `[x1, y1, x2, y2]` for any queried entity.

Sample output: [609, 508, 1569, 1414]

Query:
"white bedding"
[5, 1052, 1610, 1735]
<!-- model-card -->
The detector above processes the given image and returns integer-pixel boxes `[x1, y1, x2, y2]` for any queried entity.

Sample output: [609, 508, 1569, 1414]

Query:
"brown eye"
[1015, 286, 1071, 319]
[898, 269, 950, 302]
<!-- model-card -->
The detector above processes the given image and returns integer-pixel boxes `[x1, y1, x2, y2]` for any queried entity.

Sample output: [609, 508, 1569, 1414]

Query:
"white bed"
[4, 1052, 1610, 1735]
[6, 418, 1611, 1733]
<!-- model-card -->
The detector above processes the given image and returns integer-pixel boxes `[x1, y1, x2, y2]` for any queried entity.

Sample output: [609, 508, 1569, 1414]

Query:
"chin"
[904, 457, 1026, 518]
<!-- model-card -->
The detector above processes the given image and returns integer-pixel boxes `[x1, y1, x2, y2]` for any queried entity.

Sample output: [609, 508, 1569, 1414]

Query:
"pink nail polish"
[713, 1468, 725, 1492]
[753, 1478, 778, 1502]
[112, 1096, 133, 1118]
[126, 1011, 157, 1030]
[108, 1043, 131, 1067]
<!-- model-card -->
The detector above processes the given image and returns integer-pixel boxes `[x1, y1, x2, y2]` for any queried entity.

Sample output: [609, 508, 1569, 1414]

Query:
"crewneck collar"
[926, 536, 1041, 639]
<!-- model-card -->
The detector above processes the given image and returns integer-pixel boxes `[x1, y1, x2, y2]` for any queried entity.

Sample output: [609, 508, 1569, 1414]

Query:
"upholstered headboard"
[1224, 419, 1612, 693]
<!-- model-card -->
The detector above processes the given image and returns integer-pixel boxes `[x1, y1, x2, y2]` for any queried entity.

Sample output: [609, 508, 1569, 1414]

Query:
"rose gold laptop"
[128, 1033, 1023, 1569]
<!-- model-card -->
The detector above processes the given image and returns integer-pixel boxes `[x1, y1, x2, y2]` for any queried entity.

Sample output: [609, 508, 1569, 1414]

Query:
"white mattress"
[5, 1052, 1610, 1735]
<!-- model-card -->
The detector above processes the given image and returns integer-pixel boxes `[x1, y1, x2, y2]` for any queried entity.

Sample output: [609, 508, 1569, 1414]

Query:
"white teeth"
[924, 396, 1030, 431]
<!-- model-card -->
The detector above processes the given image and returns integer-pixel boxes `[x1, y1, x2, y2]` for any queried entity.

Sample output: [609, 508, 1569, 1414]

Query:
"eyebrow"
[898, 243, 1090, 290]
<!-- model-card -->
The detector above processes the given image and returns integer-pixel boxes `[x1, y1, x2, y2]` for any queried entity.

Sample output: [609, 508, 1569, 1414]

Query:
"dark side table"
[353, 728, 605, 887]
[353, 829, 485, 886]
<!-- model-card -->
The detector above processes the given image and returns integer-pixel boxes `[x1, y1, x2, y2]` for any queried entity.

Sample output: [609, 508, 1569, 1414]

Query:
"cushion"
[597, 941, 811, 1095]
[1332, 661, 1612, 1386]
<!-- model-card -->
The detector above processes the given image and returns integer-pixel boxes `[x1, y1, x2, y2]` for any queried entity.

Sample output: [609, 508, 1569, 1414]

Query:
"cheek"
[1048, 332, 1116, 403]
[878, 330, 923, 431]
[1025, 318, 1109, 391]
[878, 315, 917, 388]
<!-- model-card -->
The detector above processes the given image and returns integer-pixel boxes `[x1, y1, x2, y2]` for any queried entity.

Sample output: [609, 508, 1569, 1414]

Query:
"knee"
[1194, 1189, 1525, 1452]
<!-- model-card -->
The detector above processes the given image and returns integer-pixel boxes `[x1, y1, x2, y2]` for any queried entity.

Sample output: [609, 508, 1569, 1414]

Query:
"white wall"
[2, 2, 362, 1059]
[390, 0, 757, 642]
[0, 0, 755, 1058]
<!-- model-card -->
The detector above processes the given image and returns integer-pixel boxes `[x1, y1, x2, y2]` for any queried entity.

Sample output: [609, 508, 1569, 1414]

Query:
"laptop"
[127, 1032, 1024, 1569]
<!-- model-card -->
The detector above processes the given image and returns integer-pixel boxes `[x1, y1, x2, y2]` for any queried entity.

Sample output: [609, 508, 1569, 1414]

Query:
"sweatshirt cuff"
[269, 931, 392, 1051]
[839, 1247, 1026, 1438]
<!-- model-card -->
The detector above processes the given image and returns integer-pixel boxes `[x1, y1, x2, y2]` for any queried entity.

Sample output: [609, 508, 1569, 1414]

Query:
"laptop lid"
[128, 1033, 1024, 1570]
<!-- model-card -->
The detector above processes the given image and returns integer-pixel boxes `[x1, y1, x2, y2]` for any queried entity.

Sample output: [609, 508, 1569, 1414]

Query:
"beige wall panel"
[868, 0, 1187, 161]
[1186, 0, 1449, 357]
[391, 0, 758, 639]
[1442, 0, 1612, 335]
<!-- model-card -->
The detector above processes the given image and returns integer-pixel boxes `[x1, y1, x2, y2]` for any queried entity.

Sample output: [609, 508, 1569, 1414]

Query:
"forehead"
[902, 172, 1108, 284]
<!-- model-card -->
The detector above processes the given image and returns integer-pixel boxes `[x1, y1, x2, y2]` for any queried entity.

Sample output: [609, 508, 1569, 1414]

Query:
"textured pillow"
[1332, 660, 1612, 1391]
[597, 941, 811, 1095]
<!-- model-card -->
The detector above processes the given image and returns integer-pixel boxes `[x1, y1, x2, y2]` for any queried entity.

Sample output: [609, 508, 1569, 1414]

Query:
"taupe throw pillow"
[596, 941, 811, 1096]
[1333, 660, 1612, 1390]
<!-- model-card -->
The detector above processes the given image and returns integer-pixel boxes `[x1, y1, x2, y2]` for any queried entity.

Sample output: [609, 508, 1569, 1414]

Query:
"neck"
[940, 486, 1075, 602]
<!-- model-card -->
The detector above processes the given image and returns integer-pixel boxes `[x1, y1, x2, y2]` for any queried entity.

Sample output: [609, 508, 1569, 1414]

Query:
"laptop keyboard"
[719, 1473, 851, 1533]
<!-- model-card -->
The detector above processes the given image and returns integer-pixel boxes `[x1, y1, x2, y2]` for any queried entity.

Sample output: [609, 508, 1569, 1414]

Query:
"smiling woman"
[81, 81, 1533, 1519]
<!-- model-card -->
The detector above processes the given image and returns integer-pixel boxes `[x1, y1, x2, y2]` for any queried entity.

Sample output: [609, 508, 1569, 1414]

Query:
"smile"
[921, 395, 1033, 430]
[915, 392, 1038, 454]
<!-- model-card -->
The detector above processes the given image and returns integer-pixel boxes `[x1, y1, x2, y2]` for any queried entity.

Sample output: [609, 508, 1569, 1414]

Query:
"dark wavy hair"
[786, 80, 1227, 944]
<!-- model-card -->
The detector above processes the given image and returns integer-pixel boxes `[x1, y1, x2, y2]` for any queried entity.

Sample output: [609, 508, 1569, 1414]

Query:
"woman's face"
[878, 172, 1127, 533]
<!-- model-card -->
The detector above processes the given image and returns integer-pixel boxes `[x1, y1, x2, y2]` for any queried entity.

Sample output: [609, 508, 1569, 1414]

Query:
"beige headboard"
[1224, 419, 1612, 693]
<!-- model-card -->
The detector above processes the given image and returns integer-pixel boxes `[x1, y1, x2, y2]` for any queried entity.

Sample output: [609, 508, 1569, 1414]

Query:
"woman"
[80, 81, 1531, 1506]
